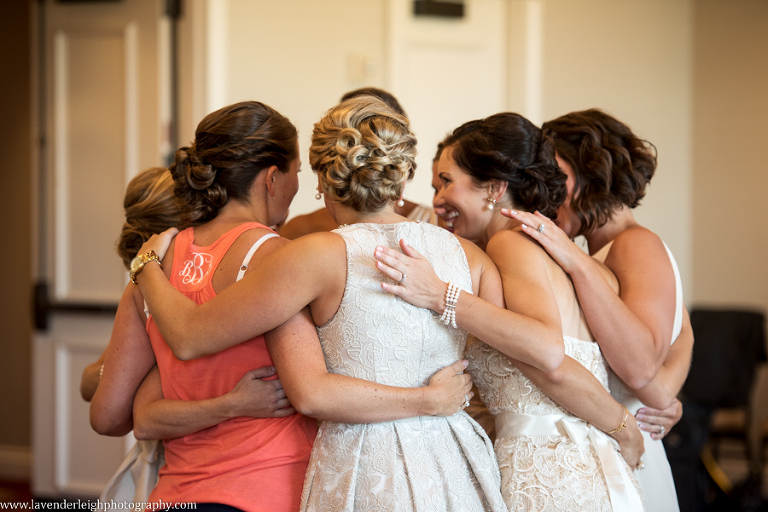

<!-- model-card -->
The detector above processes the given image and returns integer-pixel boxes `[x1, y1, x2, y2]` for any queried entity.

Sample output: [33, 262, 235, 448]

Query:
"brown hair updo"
[117, 167, 181, 269]
[444, 113, 566, 219]
[309, 96, 417, 213]
[172, 101, 298, 227]
[542, 109, 657, 237]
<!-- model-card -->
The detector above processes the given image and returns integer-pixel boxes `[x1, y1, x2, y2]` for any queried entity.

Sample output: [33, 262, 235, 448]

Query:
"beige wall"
[540, 0, 694, 298]
[224, 0, 388, 218]
[692, 0, 768, 311]
[0, 1, 33, 449]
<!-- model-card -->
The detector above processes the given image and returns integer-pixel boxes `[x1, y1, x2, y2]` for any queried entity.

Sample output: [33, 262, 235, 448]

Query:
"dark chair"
[670, 308, 767, 511]
[685, 309, 766, 466]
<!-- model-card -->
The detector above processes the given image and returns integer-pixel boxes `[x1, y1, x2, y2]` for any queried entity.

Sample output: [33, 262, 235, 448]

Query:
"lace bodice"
[467, 337, 643, 511]
[468, 336, 610, 416]
[318, 222, 473, 386]
[301, 222, 506, 512]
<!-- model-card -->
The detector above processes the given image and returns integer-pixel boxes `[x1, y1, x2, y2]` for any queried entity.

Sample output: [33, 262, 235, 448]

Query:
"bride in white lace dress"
[133, 96, 571, 511]
[503, 109, 694, 512]
[376, 113, 646, 511]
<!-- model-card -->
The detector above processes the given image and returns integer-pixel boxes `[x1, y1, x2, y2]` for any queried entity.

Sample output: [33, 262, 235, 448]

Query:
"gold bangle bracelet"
[607, 406, 629, 434]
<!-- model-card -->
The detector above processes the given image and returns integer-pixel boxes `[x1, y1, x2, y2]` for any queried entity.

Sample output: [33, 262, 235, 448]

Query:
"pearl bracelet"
[439, 282, 460, 328]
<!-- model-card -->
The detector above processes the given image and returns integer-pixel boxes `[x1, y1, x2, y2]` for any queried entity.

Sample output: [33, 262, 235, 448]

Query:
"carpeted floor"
[0, 480, 33, 503]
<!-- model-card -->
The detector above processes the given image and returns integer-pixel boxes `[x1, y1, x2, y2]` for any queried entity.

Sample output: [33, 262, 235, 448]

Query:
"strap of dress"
[495, 412, 644, 512]
[662, 241, 684, 344]
[591, 240, 614, 263]
[236, 233, 279, 282]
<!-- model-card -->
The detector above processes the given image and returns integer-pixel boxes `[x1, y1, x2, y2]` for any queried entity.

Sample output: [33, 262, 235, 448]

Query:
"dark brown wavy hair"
[443, 113, 566, 219]
[542, 109, 657, 236]
[117, 167, 180, 269]
[172, 101, 298, 227]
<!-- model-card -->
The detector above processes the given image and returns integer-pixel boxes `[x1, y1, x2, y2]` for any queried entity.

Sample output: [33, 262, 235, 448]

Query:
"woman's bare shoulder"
[609, 225, 668, 268]
[454, 235, 494, 271]
[486, 229, 547, 270]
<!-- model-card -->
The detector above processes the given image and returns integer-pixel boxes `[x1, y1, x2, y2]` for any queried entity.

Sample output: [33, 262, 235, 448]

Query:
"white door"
[387, 0, 510, 199]
[33, 0, 170, 497]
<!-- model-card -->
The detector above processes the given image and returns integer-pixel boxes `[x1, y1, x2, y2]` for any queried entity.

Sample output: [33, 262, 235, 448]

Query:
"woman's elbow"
[131, 420, 156, 441]
[623, 365, 657, 391]
[640, 393, 675, 411]
[538, 334, 565, 373]
[287, 389, 323, 418]
[170, 345, 195, 362]
[546, 345, 566, 373]
[90, 410, 131, 437]
[166, 335, 202, 361]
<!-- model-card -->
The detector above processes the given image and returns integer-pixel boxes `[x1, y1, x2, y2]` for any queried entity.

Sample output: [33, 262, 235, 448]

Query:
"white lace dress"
[467, 336, 644, 512]
[299, 222, 506, 512]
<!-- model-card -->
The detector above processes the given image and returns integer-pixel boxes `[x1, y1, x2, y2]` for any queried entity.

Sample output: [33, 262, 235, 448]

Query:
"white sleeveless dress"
[467, 335, 644, 511]
[594, 240, 683, 512]
[299, 222, 506, 512]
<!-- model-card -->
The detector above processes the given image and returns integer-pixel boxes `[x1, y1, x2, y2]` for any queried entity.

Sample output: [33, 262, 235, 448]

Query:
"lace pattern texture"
[300, 222, 506, 512]
[467, 336, 643, 511]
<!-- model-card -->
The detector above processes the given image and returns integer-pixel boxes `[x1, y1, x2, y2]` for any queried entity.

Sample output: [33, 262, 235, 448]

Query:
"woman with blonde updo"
[132, 96, 567, 511]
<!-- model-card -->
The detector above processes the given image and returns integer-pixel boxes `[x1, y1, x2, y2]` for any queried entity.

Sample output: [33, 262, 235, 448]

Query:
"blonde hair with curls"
[309, 96, 416, 213]
[117, 167, 181, 269]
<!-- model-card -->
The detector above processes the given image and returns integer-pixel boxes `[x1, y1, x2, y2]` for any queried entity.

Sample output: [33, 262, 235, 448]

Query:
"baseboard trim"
[0, 445, 32, 481]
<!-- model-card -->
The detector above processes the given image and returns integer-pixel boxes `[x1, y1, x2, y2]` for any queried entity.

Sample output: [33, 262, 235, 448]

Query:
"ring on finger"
[659, 425, 665, 437]
[398, 272, 407, 285]
[537, 223, 545, 234]
[637, 460, 645, 470]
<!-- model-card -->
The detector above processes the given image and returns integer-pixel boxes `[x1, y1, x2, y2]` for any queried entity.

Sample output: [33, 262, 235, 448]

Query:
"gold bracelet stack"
[607, 405, 630, 434]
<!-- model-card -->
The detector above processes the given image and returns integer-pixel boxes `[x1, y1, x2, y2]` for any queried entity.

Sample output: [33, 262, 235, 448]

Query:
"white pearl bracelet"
[439, 281, 460, 328]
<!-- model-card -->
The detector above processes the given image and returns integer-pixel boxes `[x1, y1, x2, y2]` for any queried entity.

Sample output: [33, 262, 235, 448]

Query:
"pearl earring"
[397, 199, 405, 207]
[315, 192, 322, 200]
[485, 197, 497, 210]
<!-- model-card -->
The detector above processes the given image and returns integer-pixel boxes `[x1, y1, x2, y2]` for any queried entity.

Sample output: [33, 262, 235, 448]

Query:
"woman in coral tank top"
[131, 101, 316, 512]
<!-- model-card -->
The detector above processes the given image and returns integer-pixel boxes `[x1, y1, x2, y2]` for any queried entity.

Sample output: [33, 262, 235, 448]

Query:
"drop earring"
[485, 197, 497, 210]
[315, 191, 322, 200]
[397, 198, 405, 207]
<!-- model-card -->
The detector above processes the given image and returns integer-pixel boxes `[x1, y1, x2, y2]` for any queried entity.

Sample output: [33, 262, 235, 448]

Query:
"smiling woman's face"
[432, 146, 492, 241]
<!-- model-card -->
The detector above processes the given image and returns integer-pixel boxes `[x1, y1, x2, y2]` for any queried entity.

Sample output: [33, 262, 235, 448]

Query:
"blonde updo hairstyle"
[117, 167, 181, 269]
[172, 101, 298, 227]
[309, 96, 416, 213]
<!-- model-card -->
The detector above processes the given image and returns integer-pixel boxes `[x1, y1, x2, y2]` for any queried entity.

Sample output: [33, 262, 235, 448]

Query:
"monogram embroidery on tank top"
[179, 252, 213, 285]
